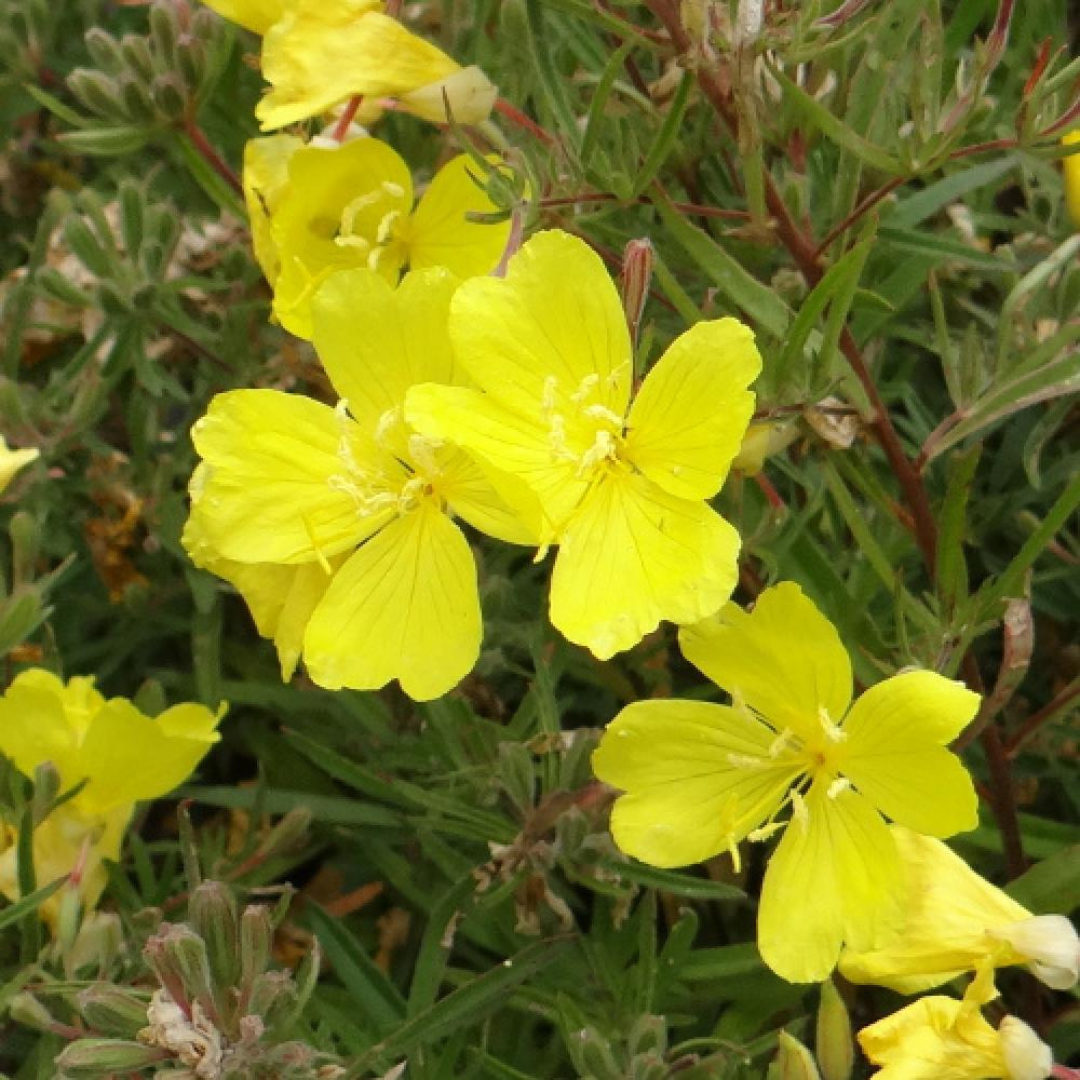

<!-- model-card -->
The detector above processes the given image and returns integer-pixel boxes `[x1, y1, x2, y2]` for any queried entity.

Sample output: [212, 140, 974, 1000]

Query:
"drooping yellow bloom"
[406, 230, 761, 659]
[591, 582, 980, 983]
[202, 0, 497, 130]
[184, 267, 532, 700]
[243, 135, 510, 339]
[1063, 131, 1080, 228]
[858, 973, 1054, 1080]
[840, 826, 1079, 993]
[0, 436, 39, 494]
[0, 669, 223, 921]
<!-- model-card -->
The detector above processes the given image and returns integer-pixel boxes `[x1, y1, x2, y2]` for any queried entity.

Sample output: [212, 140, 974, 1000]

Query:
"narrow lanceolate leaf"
[1006, 846, 1080, 914]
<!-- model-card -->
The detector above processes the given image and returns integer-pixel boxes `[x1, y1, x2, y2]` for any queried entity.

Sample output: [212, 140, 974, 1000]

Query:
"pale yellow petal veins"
[303, 504, 480, 700]
[758, 781, 903, 983]
[550, 471, 740, 660]
[449, 230, 632, 421]
[624, 317, 761, 501]
[840, 670, 979, 837]
[593, 700, 799, 867]
[679, 582, 852, 744]
[408, 156, 511, 280]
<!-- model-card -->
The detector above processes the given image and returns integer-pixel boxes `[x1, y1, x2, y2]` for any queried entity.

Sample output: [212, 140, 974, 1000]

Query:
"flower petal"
[258, 8, 458, 130]
[550, 472, 740, 659]
[758, 781, 903, 983]
[312, 266, 459, 431]
[189, 390, 393, 565]
[397, 65, 497, 124]
[303, 505, 480, 700]
[0, 437, 40, 495]
[679, 582, 852, 743]
[593, 700, 800, 867]
[408, 155, 510, 279]
[841, 670, 979, 837]
[242, 134, 305, 287]
[74, 699, 222, 815]
[449, 230, 632, 421]
[200, 0, 283, 35]
[0, 672, 81, 789]
[439, 447, 537, 545]
[624, 318, 760, 501]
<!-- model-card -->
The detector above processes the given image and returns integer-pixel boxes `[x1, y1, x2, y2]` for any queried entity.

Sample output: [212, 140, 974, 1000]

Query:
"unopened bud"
[144, 923, 210, 1018]
[148, 2, 179, 69]
[77, 984, 151, 1037]
[569, 1026, 621, 1080]
[247, 970, 297, 1029]
[31, 761, 61, 819]
[189, 881, 241, 993]
[240, 905, 274, 989]
[620, 238, 654, 353]
[816, 980, 853, 1080]
[149, 73, 187, 121]
[256, 807, 312, 860]
[999, 1016, 1054, 1080]
[66, 911, 123, 975]
[83, 28, 124, 74]
[177, 36, 207, 93]
[55, 1037, 167, 1076]
[9, 991, 56, 1032]
[8, 510, 41, 580]
[119, 33, 154, 82]
[628, 1014, 667, 1060]
[775, 1031, 822, 1080]
[67, 67, 123, 120]
[118, 74, 156, 124]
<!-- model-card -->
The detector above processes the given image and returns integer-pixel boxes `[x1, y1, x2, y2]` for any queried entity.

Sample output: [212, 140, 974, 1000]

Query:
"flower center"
[540, 369, 630, 479]
[335, 182, 411, 273]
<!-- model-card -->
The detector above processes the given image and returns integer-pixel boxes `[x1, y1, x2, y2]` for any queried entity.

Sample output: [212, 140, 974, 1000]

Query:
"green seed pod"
[816, 980, 854, 1080]
[775, 1031, 822, 1080]
[189, 881, 241, 996]
[84, 27, 124, 74]
[77, 984, 151, 1038]
[67, 67, 124, 121]
[55, 1037, 167, 1076]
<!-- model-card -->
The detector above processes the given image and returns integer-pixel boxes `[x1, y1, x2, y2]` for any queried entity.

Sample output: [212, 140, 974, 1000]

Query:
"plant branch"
[183, 119, 242, 196]
[1005, 676, 1080, 758]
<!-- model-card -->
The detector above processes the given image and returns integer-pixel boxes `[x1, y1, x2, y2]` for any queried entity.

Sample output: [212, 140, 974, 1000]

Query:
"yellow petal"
[406, 382, 572, 542]
[438, 447, 538, 545]
[593, 700, 799, 867]
[679, 582, 852, 745]
[73, 700, 223, 816]
[199, 0, 283, 35]
[624, 318, 760, 501]
[397, 65, 498, 124]
[1064, 131, 1080, 229]
[258, 8, 457, 130]
[839, 827, 1070, 994]
[0, 672, 83, 790]
[0, 437, 40, 495]
[408, 155, 510, 279]
[303, 504, 480, 700]
[840, 670, 979, 837]
[311, 266, 459, 431]
[550, 471, 741, 659]
[758, 781, 903, 983]
[271, 137, 413, 339]
[242, 134, 304, 286]
[449, 230, 632, 422]
[190, 389, 392, 565]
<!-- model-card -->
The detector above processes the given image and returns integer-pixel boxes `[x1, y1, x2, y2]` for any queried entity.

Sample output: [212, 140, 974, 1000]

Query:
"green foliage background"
[0, 0, 1077, 1076]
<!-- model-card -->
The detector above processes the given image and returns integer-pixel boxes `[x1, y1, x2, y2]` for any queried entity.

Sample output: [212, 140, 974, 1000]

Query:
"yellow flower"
[243, 135, 510, 340]
[0, 436, 39, 494]
[200, 0, 284, 35]
[858, 974, 1054, 1080]
[1063, 131, 1080, 228]
[0, 669, 223, 921]
[591, 582, 980, 983]
[840, 826, 1079, 993]
[184, 267, 532, 700]
[406, 230, 761, 659]
[253, 0, 496, 130]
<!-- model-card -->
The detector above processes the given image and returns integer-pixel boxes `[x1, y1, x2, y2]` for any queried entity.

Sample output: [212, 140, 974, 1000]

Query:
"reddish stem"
[183, 119, 242, 196]
[1005, 677, 1080, 758]
[495, 97, 558, 146]
[331, 95, 363, 141]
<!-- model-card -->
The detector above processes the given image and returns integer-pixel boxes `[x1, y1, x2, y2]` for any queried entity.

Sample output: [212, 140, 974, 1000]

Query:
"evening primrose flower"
[0, 669, 223, 921]
[243, 135, 510, 339]
[184, 267, 532, 700]
[203, 0, 497, 129]
[0, 436, 39, 494]
[591, 582, 980, 983]
[840, 826, 1079, 993]
[406, 230, 761, 659]
[858, 974, 1054, 1080]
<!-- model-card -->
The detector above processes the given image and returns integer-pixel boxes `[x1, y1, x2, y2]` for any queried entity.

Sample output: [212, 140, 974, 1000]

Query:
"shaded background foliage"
[0, 0, 1078, 1076]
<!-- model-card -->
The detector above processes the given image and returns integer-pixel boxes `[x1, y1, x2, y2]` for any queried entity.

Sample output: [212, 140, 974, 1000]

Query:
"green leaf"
[934, 444, 982, 610]
[631, 69, 692, 197]
[651, 191, 791, 339]
[1006, 845, 1080, 914]
[0, 877, 64, 932]
[599, 860, 744, 901]
[57, 125, 154, 156]
[179, 785, 401, 828]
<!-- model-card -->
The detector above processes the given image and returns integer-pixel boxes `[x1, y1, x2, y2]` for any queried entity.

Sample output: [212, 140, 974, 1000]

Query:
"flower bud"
[55, 1037, 167, 1076]
[620, 238, 654, 352]
[627, 1014, 667, 1060]
[118, 73, 156, 124]
[144, 923, 210, 1018]
[9, 991, 57, 1032]
[67, 68, 123, 120]
[774, 1031, 822, 1080]
[84, 28, 124, 74]
[77, 984, 151, 1038]
[990, 915, 1080, 990]
[119, 33, 154, 82]
[247, 970, 297, 1029]
[189, 881, 241, 995]
[240, 904, 274, 989]
[815, 980, 853, 1080]
[567, 1026, 621, 1079]
[149, 73, 187, 121]
[65, 912, 123, 976]
[256, 807, 312, 860]
[148, 2, 179, 70]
